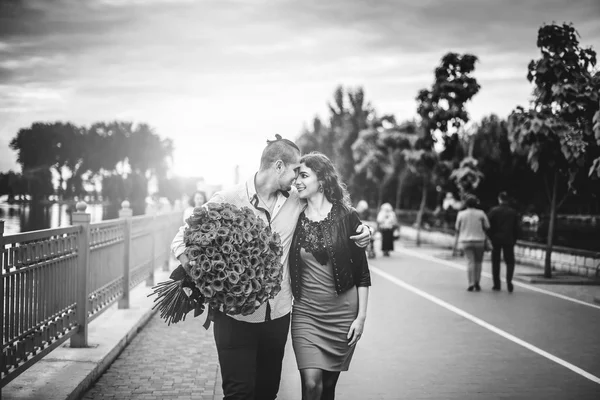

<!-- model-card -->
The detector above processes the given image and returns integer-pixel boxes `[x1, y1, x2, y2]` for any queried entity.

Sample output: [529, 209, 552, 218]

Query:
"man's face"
[277, 155, 301, 191]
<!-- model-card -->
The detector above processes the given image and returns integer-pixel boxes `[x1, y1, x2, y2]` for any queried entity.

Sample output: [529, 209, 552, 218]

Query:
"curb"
[513, 274, 600, 286]
[66, 307, 159, 400]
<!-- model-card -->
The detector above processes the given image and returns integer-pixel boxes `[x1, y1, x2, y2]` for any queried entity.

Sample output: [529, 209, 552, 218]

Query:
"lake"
[0, 202, 121, 235]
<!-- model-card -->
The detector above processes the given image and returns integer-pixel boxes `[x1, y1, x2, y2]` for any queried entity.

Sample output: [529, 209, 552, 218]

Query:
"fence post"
[146, 215, 156, 287]
[71, 201, 90, 348]
[118, 200, 132, 309]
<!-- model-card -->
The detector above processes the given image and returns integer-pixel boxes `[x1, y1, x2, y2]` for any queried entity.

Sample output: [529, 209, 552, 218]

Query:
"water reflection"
[0, 203, 120, 235]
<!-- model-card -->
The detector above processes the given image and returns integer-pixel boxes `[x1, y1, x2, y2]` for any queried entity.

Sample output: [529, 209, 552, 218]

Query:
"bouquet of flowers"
[150, 202, 284, 325]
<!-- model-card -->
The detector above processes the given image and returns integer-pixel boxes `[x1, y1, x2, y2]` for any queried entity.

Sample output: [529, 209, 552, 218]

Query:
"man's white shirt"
[171, 175, 304, 323]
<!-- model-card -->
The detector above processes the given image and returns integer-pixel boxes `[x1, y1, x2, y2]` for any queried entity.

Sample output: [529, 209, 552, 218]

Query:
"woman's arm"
[482, 212, 490, 232]
[455, 212, 462, 232]
[348, 286, 369, 347]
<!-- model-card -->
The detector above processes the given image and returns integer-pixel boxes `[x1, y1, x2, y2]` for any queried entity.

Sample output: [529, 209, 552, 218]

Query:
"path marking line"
[395, 247, 600, 311]
[371, 266, 600, 385]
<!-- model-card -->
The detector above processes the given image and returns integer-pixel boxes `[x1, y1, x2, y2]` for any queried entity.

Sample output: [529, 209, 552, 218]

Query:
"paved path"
[82, 244, 600, 399]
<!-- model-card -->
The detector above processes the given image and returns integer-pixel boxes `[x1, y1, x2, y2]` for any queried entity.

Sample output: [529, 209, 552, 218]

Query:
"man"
[171, 135, 371, 400]
[487, 191, 519, 293]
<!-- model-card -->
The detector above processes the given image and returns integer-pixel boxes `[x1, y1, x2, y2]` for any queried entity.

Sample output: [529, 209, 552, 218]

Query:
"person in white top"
[376, 203, 399, 256]
[182, 190, 207, 223]
[170, 135, 371, 400]
[455, 195, 490, 292]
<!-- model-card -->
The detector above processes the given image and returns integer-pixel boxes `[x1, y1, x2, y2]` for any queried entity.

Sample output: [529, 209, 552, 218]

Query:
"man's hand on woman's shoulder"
[350, 224, 371, 248]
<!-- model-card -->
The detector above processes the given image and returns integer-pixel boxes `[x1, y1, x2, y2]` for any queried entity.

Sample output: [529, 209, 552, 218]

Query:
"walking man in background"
[487, 191, 519, 292]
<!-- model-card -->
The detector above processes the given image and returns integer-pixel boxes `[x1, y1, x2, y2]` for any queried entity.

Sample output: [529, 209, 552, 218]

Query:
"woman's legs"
[300, 368, 323, 400]
[463, 245, 476, 287]
[321, 371, 341, 400]
[380, 229, 393, 255]
[299, 369, 342, 400]
[473, 244, 485, 286]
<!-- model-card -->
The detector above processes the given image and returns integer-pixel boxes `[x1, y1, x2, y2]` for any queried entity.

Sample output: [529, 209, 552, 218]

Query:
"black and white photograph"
[1, 0, 600, 399]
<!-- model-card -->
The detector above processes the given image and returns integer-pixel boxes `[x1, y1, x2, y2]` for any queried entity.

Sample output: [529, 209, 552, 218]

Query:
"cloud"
[1, 0, 599, 184]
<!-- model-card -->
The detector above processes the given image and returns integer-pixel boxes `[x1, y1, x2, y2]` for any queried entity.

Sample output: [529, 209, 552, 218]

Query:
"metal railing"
[1, 200, 183, 386]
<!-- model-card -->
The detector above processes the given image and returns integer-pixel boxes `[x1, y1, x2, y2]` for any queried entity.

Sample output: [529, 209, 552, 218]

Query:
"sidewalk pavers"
[81, 312, 220, 400]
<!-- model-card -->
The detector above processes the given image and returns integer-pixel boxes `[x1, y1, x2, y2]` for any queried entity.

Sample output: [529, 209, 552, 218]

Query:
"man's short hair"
[498, 191, 509, 202]
[259, 135, 300, 170]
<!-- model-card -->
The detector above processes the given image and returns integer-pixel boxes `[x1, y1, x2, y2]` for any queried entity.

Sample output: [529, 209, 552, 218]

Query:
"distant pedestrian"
[487, 191, 519, 293]
[356, 200, 370, 220]
[377, 203, 398, 257]
[183, 190, 207, 223]
[455, 195, 490, 292]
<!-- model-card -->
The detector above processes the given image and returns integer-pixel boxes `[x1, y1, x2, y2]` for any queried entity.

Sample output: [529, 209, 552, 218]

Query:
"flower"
[181, 202, 284, 316]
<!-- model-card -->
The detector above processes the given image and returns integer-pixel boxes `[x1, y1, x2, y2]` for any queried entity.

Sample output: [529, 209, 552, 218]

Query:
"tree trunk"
[415, 179, 428, 247]
[544, 171, 558, 278]
[395, 169, 407, 210]
[468, 136, 475, 157]
[377, 183, 384, 210]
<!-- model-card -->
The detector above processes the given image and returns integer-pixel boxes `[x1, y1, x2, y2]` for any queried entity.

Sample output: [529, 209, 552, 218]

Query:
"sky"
[1, 0, 599, 187]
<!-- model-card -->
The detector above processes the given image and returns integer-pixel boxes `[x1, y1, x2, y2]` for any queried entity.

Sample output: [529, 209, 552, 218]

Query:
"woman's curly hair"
[300, 152, 351, 207]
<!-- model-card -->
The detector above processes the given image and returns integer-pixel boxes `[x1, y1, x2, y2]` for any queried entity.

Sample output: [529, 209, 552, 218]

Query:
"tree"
[449, 157, 484, 198]
[351, 118, 419, 208]
[0, 171, 27, 201]
[416, 52, 481, 147]
[297, 117, 335, 158]
[9, 123, 61, 200]
[128, 123, 173, 179]
[403, 147, 439, 246]
[508, 23, 600, 278]
[352, 128, 387, 206]
[328, 86, 375, 197]
[411, 52, 480, 242]
[464, 115, 515, 207]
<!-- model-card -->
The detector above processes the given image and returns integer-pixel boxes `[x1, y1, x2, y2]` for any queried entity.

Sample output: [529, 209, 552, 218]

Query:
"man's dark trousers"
[213, 311, 290, 400]
[491, 242, 515, 288]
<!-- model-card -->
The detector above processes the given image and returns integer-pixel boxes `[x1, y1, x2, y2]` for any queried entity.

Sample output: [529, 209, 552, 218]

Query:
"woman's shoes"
[507, 282, 514, 293]
[467, 284, 481, 292]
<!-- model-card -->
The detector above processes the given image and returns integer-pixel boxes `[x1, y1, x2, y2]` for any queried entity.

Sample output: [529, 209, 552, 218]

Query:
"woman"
[455, 195, 490, 292]
[183, 190, 207, 223]
[290, 152, 371, 400]
[376, 203, 398, 256]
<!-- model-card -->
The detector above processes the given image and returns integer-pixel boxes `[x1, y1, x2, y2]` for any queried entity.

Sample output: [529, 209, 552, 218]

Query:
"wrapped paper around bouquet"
[149, 202, 284, 325]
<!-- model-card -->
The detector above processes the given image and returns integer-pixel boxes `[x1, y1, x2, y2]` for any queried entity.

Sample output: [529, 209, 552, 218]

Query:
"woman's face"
[193, 193, 206, 207]
[295, 163, 321, 200]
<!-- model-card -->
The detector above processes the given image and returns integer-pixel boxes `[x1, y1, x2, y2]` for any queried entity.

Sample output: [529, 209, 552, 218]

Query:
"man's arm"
[455, 212, 462, 232]
[171, 224, 191, 272]
[486, 208, 496, 234]
[171, 192, 226, 272]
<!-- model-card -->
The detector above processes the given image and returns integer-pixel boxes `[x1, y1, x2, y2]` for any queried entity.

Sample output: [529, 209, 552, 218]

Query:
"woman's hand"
[347, 317, 365, 347]
[350, 224, 371, 248]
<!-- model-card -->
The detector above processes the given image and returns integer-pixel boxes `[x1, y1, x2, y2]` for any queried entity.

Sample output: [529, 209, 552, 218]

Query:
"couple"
[171, 135, 372, 400]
